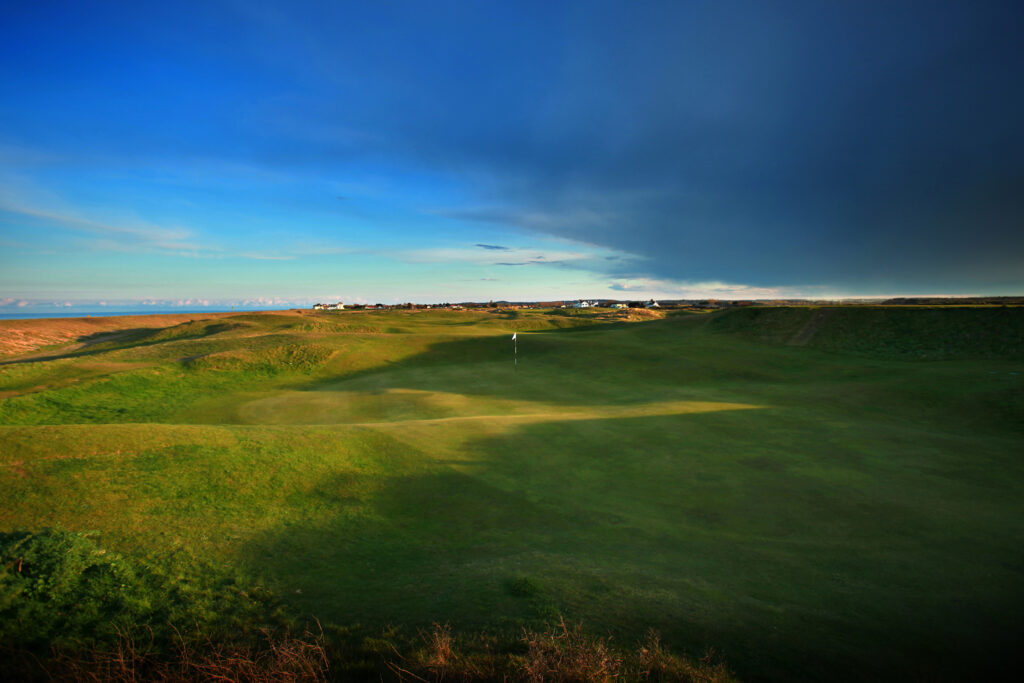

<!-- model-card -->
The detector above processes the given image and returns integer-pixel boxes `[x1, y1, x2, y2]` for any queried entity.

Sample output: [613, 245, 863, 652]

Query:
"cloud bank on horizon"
[1, 0, 1022, 305]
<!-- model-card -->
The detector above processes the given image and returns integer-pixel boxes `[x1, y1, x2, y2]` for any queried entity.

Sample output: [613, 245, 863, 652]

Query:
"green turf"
[1, 307, 1022, 680]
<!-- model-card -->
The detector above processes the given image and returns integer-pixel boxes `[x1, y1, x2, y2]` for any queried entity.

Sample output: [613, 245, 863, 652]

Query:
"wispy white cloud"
[0, 193, 299, 261]
[238, 252, 296, 261]
[286, 244, 359, 256]
[0, 143, 63, 167]
[394, 245, 613, 267]
[0, 200, 192, 244]
[606, 276, 825, 299]
[433, 205, 618, 236]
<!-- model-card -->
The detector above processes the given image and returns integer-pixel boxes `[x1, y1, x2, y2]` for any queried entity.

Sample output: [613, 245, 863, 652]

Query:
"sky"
[1, 0, 1022, 312]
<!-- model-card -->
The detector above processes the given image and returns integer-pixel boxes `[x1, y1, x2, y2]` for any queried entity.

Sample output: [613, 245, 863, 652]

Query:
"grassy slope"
[709, 305, 1024, 359]
[1, 307, 1022, 681]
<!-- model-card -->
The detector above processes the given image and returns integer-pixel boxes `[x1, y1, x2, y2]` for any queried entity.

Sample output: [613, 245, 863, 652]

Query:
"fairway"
[1, 307, 1022, 680]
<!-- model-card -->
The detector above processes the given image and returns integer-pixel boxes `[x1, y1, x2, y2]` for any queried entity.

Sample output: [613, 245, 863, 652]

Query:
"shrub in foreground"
[2, 529, 733, 681]
[394, 620, 736, 682]
[39, 627, 329, 682]
[0, 528, 283, 649]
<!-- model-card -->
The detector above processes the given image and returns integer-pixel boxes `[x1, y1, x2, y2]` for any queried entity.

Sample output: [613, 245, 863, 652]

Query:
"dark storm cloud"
[18, 0, 1017, 293]
[374, 1, 1024, 292]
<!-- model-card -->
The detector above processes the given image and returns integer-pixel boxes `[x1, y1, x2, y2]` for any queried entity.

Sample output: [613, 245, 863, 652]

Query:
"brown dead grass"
[3, 621, 735, 682]
[0, 310, 307, 358]
[20, 627, 329, 682]
[391, 621, 737, 683]
[617, 308, 665, 321]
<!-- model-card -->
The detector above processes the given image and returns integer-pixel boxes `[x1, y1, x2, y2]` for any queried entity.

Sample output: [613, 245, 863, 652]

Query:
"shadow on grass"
[0, 322, 245, 367]
[236, 412, 737, 658]
[235, 407, 1024, 683]
[287, 314, 739, 408]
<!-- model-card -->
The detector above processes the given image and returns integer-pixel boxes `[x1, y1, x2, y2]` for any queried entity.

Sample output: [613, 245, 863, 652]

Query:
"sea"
[0, 309, 265, 321]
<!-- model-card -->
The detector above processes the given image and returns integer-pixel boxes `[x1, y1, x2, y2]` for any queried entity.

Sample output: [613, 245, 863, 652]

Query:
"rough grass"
[392, 621, 734, 682]
[709, 305, 1024, 359]
[43, 628, 330, 683]
[1, 307, 1022, 681]
[0, 528, 286, 649]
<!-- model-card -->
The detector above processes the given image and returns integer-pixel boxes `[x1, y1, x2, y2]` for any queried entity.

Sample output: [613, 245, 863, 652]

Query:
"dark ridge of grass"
[709, 306, 1024, 359]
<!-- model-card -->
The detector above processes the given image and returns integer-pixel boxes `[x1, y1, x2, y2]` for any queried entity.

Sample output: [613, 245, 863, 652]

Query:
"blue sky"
[2, 1, 1022, 312]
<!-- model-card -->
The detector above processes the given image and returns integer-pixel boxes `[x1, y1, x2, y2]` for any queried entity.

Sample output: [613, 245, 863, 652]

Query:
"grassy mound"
[0, 528, 284, 649]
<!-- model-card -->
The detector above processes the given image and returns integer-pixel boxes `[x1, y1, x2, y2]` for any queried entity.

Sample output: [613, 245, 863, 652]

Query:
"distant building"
[645, 300, 661, 309]
[571, 300, 596, 308]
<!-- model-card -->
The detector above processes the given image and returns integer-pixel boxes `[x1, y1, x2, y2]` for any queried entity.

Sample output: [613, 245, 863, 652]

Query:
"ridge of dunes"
[709, 305, 1024, 359]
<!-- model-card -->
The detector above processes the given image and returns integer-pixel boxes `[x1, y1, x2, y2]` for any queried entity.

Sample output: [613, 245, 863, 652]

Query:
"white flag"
[512, 333, 517, 341]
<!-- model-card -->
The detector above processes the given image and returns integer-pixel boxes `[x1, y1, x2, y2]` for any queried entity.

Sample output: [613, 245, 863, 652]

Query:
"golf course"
[1, 306, 1022, 681]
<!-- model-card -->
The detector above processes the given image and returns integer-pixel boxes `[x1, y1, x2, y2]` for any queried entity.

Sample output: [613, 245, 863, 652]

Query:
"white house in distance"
[313, 302, 345, 310]
[571, 300, 597, 308]
[645, 300, 660, 309]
